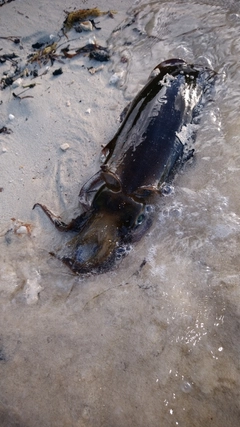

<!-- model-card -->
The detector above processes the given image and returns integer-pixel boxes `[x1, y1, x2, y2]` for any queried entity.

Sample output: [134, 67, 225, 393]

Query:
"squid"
[33, 59, 215, 274]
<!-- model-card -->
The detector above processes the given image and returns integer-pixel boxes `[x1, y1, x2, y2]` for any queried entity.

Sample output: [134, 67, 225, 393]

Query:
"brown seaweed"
[63, 7, 117, 30]
[62, 41, 110, 61]
[12, 83, 36, 99]
[27, 42, 58, 65]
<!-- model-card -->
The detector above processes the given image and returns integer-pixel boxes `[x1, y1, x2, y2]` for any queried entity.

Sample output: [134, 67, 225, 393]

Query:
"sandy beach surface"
[1, 0, 240, 426]
[0, 0, 131, 228]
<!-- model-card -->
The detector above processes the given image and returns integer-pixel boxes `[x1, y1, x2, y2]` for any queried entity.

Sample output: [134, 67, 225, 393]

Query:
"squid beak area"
[60, 213, 120, 274]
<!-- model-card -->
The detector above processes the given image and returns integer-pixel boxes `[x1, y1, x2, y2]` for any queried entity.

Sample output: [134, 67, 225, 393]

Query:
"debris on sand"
[63, 7, 117, 30]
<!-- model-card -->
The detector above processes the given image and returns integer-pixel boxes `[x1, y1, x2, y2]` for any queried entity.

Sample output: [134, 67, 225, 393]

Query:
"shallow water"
[1, 0, 240, 426]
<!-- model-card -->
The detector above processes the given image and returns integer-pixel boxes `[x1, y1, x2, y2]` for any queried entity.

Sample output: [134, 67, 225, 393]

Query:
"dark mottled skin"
[34, 59, 215, 274]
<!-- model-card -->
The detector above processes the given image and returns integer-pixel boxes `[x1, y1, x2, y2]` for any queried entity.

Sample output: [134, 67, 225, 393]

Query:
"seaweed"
[63, 7, 117, 30]
[0, 35, 20, 44]
[90, 19, 102, 30]
[90, 49, 110, 61]
[0, 0, 16, 7]
[52, 67, 63, 76]
[27, 42, 58, 65]
[0, 126, 12, 134]
[62, 40, 110, 61]
[32, 42, 45, 49]
[12, 83, 36, 99]
[0, 76, 14, 89]
[0, 52, 18, 64]
[0, 6, 116, 90]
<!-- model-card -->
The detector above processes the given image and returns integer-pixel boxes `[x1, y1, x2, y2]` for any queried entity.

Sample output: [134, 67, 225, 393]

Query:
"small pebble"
[180, 381, 192, 393]
[79, 21, 93, 31]
[66, 100, 71, 107]
[8, 114, 15, 120]
[88, 65, 104, 75]
[2, 148, 7, 153]
[85, 108, 91, 114]
[60, 143, 70, 151]
[109, 72, 123, 85]
[52, 68, 63, 76]
[16, 225, 28, 235]
[88, 36, 96, 45]
[12, 78, 23, 88]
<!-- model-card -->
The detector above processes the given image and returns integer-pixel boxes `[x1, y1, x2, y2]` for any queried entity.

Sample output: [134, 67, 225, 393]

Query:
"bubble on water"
[195, 56, 213, 69]
[145, 204, 154, 214]
[172, 45, 194, 62]
[169, 207, 182, 218]
[115, 245, 131, 261]
[227, 12, 240, 24]
[162, 184, 174, 196]
[162, 208, 170, 218]
[180, 380, 192, 393]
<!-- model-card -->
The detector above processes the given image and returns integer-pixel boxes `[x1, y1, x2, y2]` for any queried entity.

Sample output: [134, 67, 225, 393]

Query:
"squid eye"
[136, 214, 145, 225]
